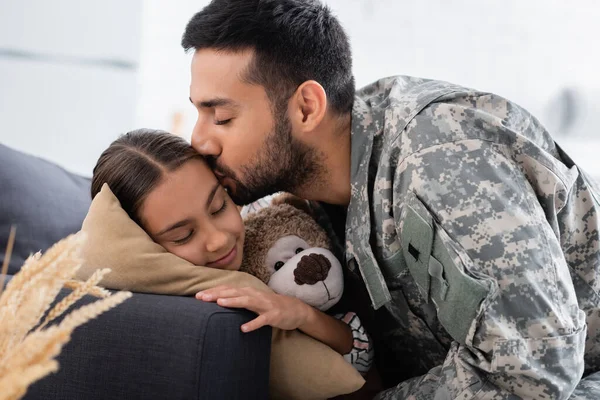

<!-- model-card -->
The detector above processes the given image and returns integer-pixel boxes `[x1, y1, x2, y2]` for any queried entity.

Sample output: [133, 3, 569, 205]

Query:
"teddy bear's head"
[241, 200, 343, 311]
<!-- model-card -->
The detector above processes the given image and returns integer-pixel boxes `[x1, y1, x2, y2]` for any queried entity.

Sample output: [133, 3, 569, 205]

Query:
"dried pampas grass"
[0, 227, 131, 400]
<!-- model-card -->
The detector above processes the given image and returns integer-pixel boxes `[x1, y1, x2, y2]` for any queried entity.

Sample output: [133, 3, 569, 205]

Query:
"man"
[181, 0, 600, 398]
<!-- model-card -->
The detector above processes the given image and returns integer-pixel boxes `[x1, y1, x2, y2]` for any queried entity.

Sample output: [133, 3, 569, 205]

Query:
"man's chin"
[228, 186, 271, 206]
[218, 177, 239, 199]
[228, 190, 255, 206]
[222, 183, 249, 206]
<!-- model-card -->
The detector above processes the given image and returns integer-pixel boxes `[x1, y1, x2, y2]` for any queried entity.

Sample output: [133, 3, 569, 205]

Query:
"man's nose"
[191, 127, 221, 157]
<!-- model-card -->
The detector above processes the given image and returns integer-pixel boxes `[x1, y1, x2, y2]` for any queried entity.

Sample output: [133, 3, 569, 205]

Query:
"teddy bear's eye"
[295, 248, 304, 254]
[274, 261, 285, 271]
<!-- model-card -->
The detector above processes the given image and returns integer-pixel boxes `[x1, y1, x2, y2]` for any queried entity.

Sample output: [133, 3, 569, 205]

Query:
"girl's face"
[139, 157, 244, 271]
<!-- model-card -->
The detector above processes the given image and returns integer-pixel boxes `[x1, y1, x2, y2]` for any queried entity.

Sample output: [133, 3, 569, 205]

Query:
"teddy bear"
[240, 195, 344, 311]
[239, 196, 379, 388]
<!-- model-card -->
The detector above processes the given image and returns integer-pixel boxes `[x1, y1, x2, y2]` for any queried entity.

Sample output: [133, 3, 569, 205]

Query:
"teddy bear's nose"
[294, 253, 331, 285]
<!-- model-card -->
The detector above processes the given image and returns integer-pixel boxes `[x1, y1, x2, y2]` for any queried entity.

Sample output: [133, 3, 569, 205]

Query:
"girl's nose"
[205, 228, 229, 254]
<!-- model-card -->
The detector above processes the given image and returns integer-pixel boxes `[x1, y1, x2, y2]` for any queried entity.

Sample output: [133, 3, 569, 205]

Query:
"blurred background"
[1, 0, 598, 179]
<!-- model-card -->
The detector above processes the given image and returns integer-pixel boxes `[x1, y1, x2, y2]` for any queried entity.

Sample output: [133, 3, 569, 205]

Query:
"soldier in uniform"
[181, 0, 600, 398]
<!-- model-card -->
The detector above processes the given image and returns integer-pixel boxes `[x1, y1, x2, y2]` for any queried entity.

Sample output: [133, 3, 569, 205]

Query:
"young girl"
[92, 128, 373, 376]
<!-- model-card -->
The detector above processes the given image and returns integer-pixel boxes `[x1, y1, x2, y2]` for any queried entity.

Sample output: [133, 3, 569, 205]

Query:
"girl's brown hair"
[91, 129, 201, 225]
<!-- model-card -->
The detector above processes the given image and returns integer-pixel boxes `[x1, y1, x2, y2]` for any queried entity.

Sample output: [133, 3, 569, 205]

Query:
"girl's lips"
[207, 245, 237, 269]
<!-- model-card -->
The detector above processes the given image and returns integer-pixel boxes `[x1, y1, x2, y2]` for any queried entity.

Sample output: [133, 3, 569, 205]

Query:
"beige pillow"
[77, 184, 364, 400]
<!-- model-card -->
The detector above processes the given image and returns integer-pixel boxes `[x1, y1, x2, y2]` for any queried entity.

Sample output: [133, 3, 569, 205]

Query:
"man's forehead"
[189, 49, 253, 101]
[191, 48, 253, 77]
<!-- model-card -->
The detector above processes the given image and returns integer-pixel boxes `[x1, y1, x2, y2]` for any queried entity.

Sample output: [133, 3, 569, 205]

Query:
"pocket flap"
[400, 192, 491, 345]
[401, 192, 435, 301]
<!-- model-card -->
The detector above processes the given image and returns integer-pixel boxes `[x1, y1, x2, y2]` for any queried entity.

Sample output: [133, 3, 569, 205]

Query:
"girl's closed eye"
[173, 229, 194, 245]
[211, 198, 228, 215]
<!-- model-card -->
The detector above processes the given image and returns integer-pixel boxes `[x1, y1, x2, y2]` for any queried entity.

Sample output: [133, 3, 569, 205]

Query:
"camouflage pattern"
[570, 371, 600, 399]
[344, 76, 600, 399]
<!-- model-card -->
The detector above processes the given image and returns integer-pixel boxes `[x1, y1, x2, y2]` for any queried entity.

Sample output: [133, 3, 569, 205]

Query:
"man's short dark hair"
[182, 0, 355, 115]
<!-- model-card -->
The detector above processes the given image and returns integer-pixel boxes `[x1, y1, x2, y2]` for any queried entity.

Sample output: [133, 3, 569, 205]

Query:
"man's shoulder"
[354, 76, 478, 148]
[355, 75, 471, 107]
[357, 76, 548, 161]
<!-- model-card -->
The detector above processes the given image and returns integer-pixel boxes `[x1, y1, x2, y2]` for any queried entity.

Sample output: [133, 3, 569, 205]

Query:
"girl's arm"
[299, 304, 353, 355]
[195, 285, 353, 355]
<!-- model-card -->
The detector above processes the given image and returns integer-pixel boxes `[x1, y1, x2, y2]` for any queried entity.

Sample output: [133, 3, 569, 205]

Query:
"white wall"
[0, 0, 143, 176]
[1, 1, 598, 177]
[135, 0, 202, 138]
[135, 0, 600, 177]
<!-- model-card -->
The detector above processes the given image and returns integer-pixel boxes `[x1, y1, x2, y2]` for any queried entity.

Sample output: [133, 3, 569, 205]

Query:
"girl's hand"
[196, 286, 311, 333]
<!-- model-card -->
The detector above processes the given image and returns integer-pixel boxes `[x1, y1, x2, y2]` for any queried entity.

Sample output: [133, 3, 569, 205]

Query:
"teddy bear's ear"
[271, 193, 318, 218]
[272, 192, 346, 264]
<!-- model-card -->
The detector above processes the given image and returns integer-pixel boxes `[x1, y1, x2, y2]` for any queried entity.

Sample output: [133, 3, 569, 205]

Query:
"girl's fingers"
[195, 285, 228, 299]
[199, 285, 230, 294]
[217, 295, 256, 310]
[241, 314, 269, 333]
[196, 286, 238, 301]
[196, 286, 262, 301]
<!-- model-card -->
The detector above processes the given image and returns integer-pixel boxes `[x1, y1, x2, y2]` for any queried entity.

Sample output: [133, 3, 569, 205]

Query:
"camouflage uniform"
[343, 76, 600, 399]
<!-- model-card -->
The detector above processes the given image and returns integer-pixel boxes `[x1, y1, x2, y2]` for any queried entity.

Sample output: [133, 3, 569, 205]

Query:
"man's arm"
[381, 134, 586, 399]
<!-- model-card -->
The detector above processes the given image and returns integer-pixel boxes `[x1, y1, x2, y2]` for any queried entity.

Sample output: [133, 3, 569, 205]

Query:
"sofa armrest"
[23, 288, 271, 400]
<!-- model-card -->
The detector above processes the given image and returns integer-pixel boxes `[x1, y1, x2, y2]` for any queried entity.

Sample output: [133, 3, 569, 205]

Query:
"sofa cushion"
[0, 143, 91, 275]
[23, 287, 271, 400]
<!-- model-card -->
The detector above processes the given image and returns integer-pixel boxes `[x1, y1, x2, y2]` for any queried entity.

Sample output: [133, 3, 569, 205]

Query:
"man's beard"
[210, 107, 324, 205]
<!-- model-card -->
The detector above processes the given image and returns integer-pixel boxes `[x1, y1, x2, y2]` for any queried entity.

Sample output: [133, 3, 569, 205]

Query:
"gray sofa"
[0, 143, 271, 400]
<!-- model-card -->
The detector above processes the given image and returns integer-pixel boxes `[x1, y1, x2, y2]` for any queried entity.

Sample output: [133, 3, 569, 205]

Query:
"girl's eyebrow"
[205, 182, 221, 208]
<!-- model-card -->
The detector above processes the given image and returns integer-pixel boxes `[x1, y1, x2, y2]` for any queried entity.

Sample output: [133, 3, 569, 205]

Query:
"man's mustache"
[205, 157, 226, 176]
[206, 158, 240, 184]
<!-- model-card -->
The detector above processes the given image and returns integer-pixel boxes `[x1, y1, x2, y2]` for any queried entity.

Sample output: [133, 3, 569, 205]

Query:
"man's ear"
[289, 80, 327, 134]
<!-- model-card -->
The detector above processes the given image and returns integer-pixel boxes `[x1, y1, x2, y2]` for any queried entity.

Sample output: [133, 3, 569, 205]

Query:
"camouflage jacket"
[344, 76, 600, 399]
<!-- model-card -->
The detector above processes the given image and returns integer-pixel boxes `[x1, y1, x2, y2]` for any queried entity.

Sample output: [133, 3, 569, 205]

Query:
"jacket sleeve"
[379, 116, 587, 399]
